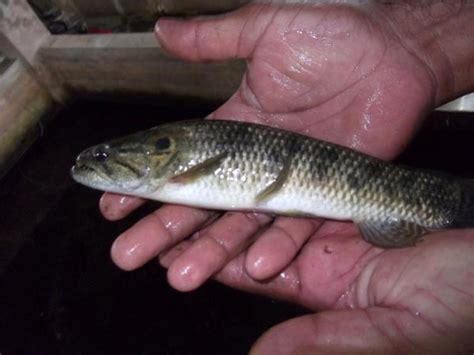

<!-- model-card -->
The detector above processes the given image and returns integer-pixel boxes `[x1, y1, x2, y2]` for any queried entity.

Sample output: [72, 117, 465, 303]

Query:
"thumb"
[154, 5, 277, 62]
[250, 308, 460, 354]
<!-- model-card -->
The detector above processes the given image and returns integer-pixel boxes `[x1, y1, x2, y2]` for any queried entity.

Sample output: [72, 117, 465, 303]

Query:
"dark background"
[0, 100, 473, 355]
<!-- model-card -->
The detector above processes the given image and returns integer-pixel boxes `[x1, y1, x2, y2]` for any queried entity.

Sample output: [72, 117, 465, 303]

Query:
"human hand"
[100, 2, 474, 353]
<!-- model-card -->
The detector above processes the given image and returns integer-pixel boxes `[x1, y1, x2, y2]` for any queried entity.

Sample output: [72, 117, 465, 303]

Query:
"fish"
[70, 119, 474, 248]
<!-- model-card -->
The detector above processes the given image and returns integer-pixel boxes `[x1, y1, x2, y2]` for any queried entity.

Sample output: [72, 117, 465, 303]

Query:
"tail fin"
[450, 179, 474, 228]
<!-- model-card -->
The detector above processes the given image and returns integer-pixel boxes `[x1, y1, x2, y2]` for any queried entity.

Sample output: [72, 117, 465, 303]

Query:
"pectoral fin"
[172, 152, 227, 184]
[357, 217, 426, 248]
[255, 158, 291, 203]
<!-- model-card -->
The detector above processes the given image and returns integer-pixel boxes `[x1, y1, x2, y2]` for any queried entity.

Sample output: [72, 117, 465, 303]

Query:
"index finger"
[99, 192, 146, 221]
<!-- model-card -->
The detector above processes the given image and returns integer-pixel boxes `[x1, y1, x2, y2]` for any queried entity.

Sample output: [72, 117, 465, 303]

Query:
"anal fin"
[357, 217, 426, 248]
[172, 152, 227, 184]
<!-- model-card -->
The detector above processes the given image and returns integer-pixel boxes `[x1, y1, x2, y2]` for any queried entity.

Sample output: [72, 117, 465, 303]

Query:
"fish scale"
[71, 119, 474, 248]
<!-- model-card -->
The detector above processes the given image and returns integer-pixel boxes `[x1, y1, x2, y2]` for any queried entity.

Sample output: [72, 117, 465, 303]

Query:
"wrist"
[378, 1, 474, 105]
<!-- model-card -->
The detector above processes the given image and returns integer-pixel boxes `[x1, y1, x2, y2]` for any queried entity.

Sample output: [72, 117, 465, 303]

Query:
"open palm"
[100, 4, 474, 353]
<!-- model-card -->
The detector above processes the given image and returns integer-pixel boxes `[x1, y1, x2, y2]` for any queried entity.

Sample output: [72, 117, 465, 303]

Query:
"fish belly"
[149, 180, 353, 220]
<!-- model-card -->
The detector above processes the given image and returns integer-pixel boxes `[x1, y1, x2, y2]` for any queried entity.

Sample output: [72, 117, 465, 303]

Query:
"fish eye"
[93, 149, 109, 162]
[155, 137, 171, 151]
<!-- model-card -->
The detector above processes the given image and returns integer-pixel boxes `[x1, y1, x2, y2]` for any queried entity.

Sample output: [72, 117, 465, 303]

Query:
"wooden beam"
[40, 33, 246, 102]
[0, 60, 54, 178]
[0, 0, 68, 102]
[0, 0, 50, 64]
[58, 0, 247, 17]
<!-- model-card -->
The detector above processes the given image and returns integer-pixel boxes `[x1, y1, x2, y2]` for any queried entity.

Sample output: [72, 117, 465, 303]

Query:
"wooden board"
[50, 0, 248, 17]
[0, 60, 54, 178]
[0, 0, 67, 102]
[41, 33, 246, 102]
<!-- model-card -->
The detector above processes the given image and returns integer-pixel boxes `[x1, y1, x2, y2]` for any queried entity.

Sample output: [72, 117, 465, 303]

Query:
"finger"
[155, 5, 277, 62]
[250, 308, 459, 354]
[215, 252, 303, 304]
[167, 212, 272, 292]
[245, 217, 322, 280]
[110, 205, 213, 271]
[159, 240, 193, 268]
[215, 223, 380, 310]
[164, 239, 304, 302]
[99, 192, 146, 221]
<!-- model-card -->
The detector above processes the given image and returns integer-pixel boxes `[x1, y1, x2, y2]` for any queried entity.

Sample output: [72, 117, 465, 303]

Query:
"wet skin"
[99, 3, 474, 354]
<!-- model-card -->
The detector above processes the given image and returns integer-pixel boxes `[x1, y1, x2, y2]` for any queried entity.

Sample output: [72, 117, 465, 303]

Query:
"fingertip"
[167, 261, 202, 292]
[154, 18, 164, 41]
[110, 205, 213, 273]
[154, 18, 178, 49]
[154, 17, 203, 61]
[110, 235, 143, 271]
[154, 5, 269, 62]
[166, 236, 224, 291]
[245, 251, 275, 281]
[247, 218, 321, 280]
[99, 193, 117, 220]
[99, 193, 145, 221]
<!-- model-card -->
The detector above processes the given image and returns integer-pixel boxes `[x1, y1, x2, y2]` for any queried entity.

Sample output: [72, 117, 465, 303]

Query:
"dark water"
[0, 100, 306, 355]
[0, 100, 473, 355]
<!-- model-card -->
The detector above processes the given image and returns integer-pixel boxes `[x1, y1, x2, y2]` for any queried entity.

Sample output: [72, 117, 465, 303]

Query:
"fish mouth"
[71, 163, 93, 184]
[70, 162, 111, 188]
[71, 161, 96, 177]
[71, 162, 92, 174]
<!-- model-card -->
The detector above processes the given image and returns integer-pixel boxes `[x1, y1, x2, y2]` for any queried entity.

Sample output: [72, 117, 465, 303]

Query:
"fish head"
[71, 127, 181, 196]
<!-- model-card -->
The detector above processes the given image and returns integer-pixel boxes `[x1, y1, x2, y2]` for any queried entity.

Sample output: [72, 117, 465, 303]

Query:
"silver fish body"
[71, 119, 474, 248]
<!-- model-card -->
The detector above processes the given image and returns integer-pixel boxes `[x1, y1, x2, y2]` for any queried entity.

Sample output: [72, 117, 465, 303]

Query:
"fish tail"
[450, 179, 474, 228]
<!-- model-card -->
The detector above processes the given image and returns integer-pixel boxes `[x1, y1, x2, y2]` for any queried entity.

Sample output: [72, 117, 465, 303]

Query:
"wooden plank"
[0, 0, 50, 64]
[0, 0, 68, 102]
[40, 33, 246, 102]
[0, 60, 54, 178]
[155, 0, 248, 15]
[58, 0, 247, 17]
